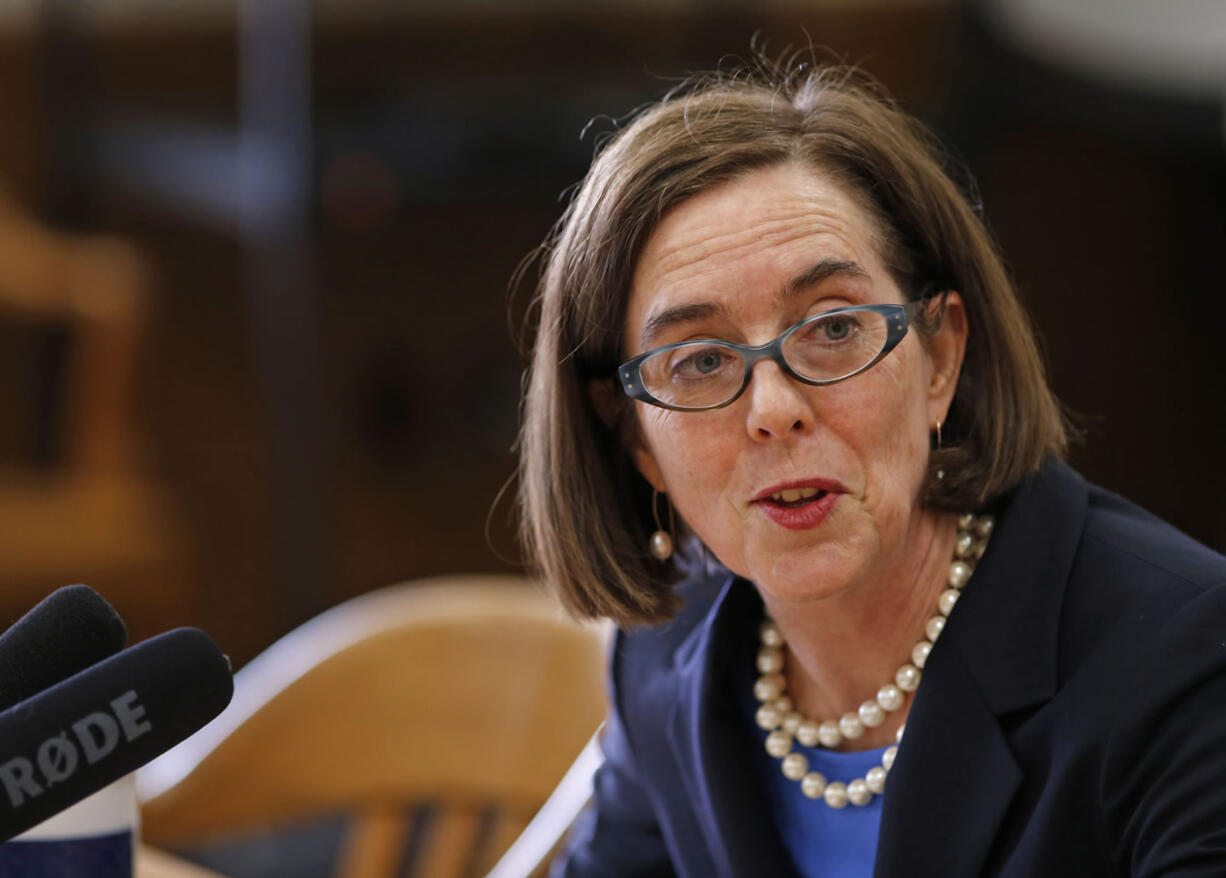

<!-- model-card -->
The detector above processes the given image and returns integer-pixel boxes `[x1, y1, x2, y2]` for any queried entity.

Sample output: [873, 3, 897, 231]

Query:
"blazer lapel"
[873, 645, 1022, 877]
[666, 578, 802, 878]
[876, 460, 1090, 878]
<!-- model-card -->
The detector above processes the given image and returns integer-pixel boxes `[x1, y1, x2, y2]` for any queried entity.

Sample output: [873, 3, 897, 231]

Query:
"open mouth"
[765, 487, 828, 508]
[754, 481, 842, 530]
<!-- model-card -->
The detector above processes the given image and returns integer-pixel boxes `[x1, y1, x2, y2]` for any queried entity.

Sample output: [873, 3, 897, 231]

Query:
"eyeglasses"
[618, 299, 929, 411]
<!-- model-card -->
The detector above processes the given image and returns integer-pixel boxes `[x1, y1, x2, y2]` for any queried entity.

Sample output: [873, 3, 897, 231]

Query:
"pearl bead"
[839, 712, 864, 739]
[755, 704, 782, 730]
[974, 540, 987, 560]
[865, 765, 887, 794]
[912, 640, 932, 669]
[782, 752, 808, 781]
[760, 621, 784, 647]
[955, 531, 975, 558]
[796, 720, 820, 748]
[824, 782, 849, 809]
[782, 711, 802, 735]
[882, 746, 899, 772]
[847, 778, 872, 806]
[895, 663, 920, 692]
[757, 647, 784, 674]
[957, 513, 974, 529]
[765, 730, 793, 758]
[649, 530, 673, 561]
[938, 588, 960, 616]
[772, 695, 792, 712]
[876, 683, 904, 711]
[858, 700, 885, 728]
[974, 515, 994, 538]
[817, 720, 842, 748]
[895, 723, 906, 742]
[925, 615, 946, 642]
[801, 772, 827, 799]
[754, 674, 785, 702]
[949, 561, 972, 589]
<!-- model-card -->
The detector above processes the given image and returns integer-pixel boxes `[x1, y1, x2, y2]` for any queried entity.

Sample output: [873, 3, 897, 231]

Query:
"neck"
[760, 509, 957, 750]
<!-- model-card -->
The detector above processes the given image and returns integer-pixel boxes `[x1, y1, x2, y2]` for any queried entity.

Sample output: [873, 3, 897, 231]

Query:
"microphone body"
[0, 585, 127, 712]
[0, 628, 233, 841]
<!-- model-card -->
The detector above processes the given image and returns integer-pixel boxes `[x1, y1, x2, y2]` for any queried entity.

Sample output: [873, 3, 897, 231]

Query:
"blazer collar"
[875, 459, 1090, 877]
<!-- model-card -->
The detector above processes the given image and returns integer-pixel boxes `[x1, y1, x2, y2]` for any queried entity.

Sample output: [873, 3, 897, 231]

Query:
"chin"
[749, 543, 863, 604]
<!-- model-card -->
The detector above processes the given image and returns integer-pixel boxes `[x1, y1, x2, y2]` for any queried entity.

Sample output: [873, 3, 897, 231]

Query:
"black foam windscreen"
[0, 585, 128, 713]
[0, 627, 233, 841]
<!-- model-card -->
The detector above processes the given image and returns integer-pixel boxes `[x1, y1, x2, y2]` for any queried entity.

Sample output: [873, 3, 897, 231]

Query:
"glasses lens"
[783, 309, 890, 382]
[638, 343, 745, 409]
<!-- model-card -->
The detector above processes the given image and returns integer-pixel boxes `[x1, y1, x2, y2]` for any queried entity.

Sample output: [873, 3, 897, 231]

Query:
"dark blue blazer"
[554, 461, 1226, 877]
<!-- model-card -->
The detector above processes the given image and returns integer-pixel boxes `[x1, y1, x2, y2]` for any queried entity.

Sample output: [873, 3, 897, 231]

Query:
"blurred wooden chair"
[0, 191, 192, 638]
[137, 575, 611, 878]
[485, 729, 603, 878]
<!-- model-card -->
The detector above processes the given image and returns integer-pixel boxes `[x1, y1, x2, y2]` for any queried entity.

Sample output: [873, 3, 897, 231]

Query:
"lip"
[751, 478, 846, 532]
[751, 478, 848, 503]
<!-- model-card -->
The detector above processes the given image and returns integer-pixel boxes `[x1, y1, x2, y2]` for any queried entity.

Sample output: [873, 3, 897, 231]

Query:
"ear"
[925, 291, 968, 426]
[587, 377, 667, 493]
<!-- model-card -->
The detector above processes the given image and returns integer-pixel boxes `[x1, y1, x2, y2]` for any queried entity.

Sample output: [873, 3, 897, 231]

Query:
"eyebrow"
[786, 258, 870, 295]
[640, 302, 725, 349]
[639, 258, 871, 349]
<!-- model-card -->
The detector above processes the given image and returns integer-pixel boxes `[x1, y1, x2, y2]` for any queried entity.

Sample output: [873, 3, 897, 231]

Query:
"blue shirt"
[741, 665, 886, 877]
[756, 737, 887, 878]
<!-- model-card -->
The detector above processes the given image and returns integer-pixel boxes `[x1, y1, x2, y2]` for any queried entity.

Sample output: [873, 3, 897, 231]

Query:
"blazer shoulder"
[1081, 483, 1226, 596]
[612, 567, 732, 686]
[1056, 482, 1226, 679]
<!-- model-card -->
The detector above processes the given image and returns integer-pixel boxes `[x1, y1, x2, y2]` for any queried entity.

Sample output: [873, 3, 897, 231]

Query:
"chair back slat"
[415, 806, 483, 878]
[336, 805, 412, 878]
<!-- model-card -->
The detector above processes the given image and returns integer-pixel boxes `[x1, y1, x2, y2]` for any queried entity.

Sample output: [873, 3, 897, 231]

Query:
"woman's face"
[623, 162, 966, 604]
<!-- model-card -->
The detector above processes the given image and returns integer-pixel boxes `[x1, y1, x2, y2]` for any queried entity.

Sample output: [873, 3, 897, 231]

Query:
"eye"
[822, 318, 854, 341]
[671, 345, 735, 379]
[796, 312, 863, 345]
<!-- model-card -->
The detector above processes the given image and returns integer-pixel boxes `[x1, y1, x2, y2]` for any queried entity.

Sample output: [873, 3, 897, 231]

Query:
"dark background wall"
[0, 2, 1221, 666]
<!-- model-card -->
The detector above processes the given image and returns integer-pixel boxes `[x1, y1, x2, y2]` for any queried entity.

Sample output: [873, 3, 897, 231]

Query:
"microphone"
[0, 627, 233, 841]
[0, 585, 128, 713]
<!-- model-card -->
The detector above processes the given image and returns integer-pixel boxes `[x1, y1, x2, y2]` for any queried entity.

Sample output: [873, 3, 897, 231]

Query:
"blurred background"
[0, 0, 1223, 691]
[1, 0, 1223, 875]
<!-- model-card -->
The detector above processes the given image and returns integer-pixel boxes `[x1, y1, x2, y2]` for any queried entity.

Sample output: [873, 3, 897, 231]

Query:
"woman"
[518, 63, 1226, 877]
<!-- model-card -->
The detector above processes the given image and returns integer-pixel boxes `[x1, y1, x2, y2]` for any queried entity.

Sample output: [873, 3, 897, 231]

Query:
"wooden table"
[138, 845, 228, 878]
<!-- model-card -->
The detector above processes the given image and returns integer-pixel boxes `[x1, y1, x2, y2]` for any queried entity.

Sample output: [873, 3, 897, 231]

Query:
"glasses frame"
[618, 298, 930, 412]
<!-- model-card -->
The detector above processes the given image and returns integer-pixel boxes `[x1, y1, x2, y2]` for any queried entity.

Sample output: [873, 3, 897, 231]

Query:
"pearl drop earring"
[934, 420, 945, 481]
[649, 489, 674, 561]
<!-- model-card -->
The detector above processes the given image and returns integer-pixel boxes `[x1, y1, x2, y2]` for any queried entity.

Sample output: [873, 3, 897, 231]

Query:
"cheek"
[638, 410, 740, 506]
[826, 357, 931, 495]
[865, 366, 932, 493]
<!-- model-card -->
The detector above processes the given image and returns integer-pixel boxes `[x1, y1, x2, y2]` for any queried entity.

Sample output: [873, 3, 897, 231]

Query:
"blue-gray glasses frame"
[618, 298, 930, 411]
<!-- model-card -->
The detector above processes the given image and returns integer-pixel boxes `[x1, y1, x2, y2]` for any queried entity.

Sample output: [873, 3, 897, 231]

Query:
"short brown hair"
[518, 63, 1067, 627]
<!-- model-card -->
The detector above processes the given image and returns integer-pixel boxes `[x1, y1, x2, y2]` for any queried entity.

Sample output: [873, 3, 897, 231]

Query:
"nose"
[744, 359, 815, 441]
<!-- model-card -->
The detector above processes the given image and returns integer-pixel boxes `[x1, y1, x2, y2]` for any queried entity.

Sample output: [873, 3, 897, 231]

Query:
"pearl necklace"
[753, 513, 994, 809]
